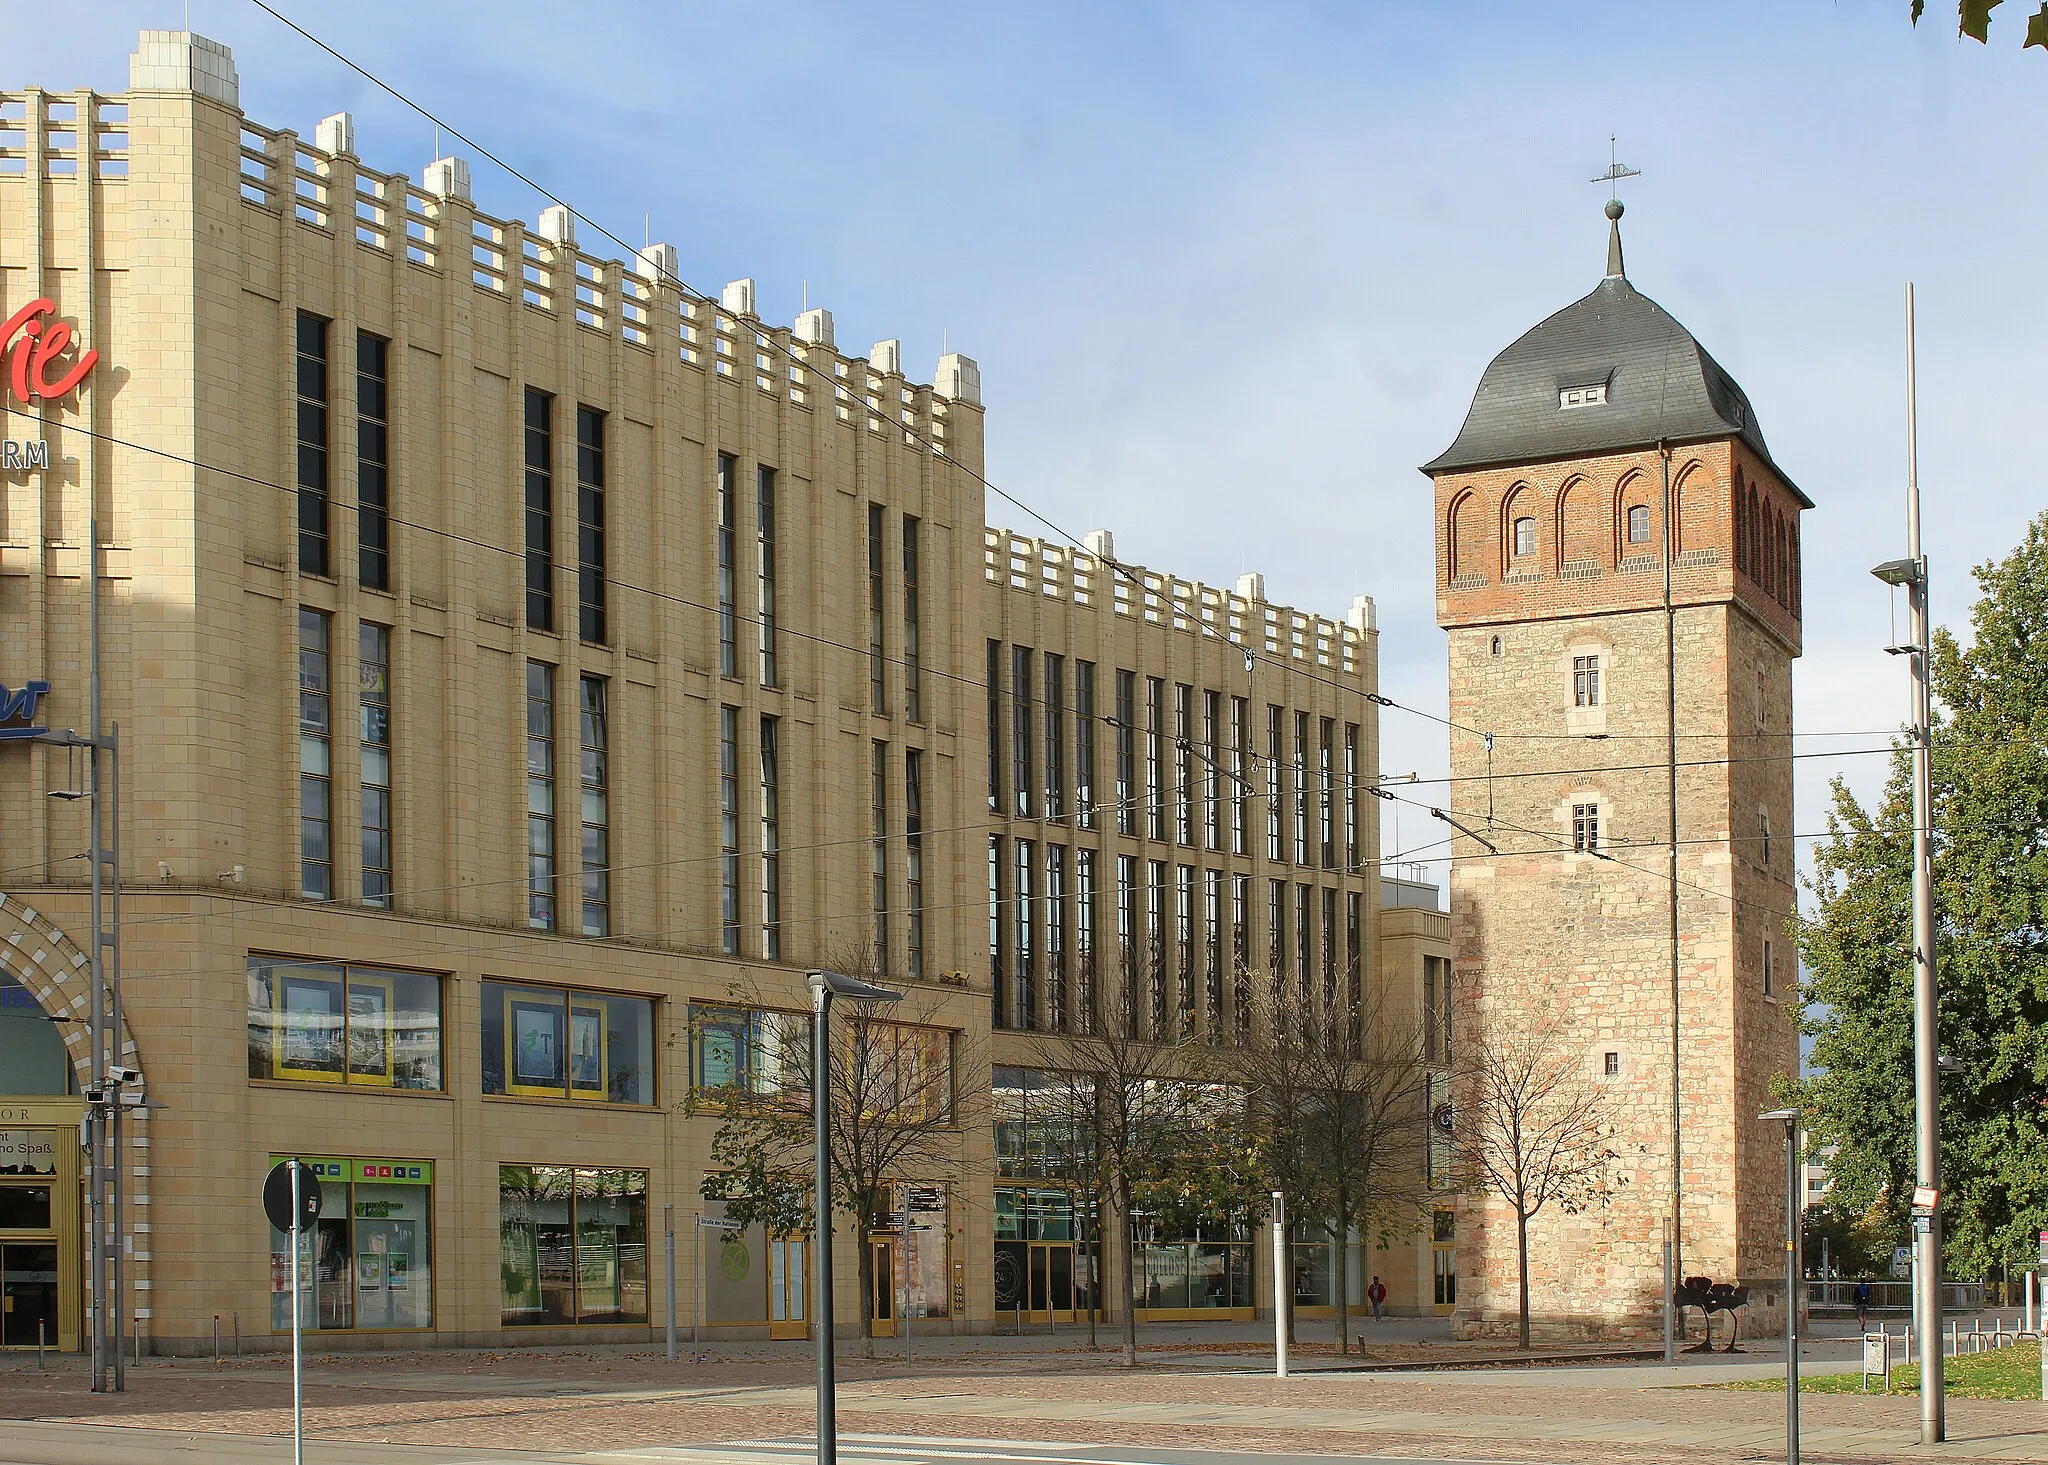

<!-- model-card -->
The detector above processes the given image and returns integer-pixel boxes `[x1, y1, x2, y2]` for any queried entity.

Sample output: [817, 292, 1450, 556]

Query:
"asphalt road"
[0, 1422, 1554, 1465]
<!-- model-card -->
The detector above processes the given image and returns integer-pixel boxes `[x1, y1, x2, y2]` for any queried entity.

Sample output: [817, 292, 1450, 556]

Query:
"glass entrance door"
[1, 1243, 58, 1347]
[869, 1239, 897, 1337]
[1432, 1246, 1457, 1315]
[768, 1237, 807, 1340]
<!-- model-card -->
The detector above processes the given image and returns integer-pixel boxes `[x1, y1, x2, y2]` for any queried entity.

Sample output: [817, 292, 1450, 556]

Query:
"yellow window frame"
[272, 967, 347, 1084]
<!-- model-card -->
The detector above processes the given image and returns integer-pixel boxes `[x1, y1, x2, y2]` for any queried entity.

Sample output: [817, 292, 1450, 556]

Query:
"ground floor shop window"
[247, 958, 443, 1090]
[993, 1183, 1099, 1316]
[483, 982, 655, 1105]
[1291, 1239, 1369, 1309]
[869, 1183, 951, 1329]
[498, 1164, 647, 1326]
[699, 1195, 808, 1337]
[1138, 1241, 1252, 1311]
[269, 1156, 433, 1331]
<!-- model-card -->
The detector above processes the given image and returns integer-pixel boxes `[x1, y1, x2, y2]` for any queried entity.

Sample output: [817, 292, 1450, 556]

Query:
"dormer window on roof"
[1559, 382, 1608, 409]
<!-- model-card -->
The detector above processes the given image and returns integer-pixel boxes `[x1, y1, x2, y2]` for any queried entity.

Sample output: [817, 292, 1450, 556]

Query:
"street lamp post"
[1762, 1108, 1802, 1465]
[1873, 280, 1941, 1445]
[808, 968, 901, 1465]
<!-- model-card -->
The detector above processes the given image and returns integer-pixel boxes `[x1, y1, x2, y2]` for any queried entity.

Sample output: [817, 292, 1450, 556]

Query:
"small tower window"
[1764, 937, 1776, 997]
[1512, 517, 1536, 558]
[1560, 382, 1608, 409]
[1627, 504, 1651, 544]
[1490, 635, 1502, 658]
[1572, 802, 1600, 854]
[1603, 1051, 1620, 1077]
[1761, 811, 1771, 866]
[1573, 654, 1601, 708]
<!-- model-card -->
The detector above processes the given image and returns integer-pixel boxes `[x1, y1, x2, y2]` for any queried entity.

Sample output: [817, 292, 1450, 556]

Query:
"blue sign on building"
[0, 681, 51, 740]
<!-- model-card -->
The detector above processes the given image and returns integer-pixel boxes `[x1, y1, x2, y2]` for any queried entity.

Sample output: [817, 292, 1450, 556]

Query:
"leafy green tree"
[1803, 1196, 1906, 1279]
[1798, 512, 2048, 1279]
[1911, 0, 2048, 51]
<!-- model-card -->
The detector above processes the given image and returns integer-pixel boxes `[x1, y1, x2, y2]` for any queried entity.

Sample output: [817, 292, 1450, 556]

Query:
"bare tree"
[1237, 974, 1432, 1352]
[1449, 1017, 1616, 1349]
[690, 948, 970, 1357]
[1021, 971, 1207, 1367]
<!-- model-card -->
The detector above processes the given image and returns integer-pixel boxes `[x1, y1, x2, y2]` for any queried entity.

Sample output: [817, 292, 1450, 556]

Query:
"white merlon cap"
[870, 339, 901, 375]
[795, 308, 834, 348]
[721, 279, 756, 316]
[1236, 572, 1265, 602]
[314, 113, 354, 157]
[422, 157, 470, 202]
[130, 31, 239, 109]
[538, 204, 575, 246]
[636, 243, 678, 286]
[1347, 593, 1377, 632]
[1084, 530, 1115, 561]
[936, 352, 981, 406]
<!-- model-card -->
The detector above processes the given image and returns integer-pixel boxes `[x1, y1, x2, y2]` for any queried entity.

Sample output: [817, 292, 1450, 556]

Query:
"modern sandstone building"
[1424, 203, 1804, 1340]
[0, 32, 1450, 1355]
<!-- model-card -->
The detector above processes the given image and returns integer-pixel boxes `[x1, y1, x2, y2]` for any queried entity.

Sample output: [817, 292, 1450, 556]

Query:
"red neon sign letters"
[3, 298, 100, 406]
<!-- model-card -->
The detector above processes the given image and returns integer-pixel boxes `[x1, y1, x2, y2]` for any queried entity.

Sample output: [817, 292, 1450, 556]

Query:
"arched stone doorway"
[0, 891, 151, 1352]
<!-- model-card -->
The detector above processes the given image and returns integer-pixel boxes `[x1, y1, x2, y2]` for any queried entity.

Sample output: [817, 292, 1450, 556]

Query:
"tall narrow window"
[871, 741, 889, 971]
[1231, 696, 1249, 856]
[299, 609, 333, 900]
[1293, 711, 1310, 866]
[1076, 661, 1096, 830]
[1146, 678, 1165, 841]
[356, 332, 389, 591]
[1204, 869, 1223, 1039]
[1047, 844, 1068, 1031]
[1203, 691, 1221, 851]
[987, 642, 1003, 815]
[1321, 887, 1337, 1014]
[576, 407, 606, 644]
[1344, 724, 1360, 872]
[1346, 890, 1363, 1053]
[523, 389, 554, 631]
[902, 515, 922, 722]
[579, 675, 609, 937]
[296, 312, 331, 577]
[760, 715, 781, 960]
[1761, 811, 1772, 867]
[905, 748, 924, 979]
[1573, 654, 1601, 708]
[1175, 864, 1195, 1033]
[868, 504, 887, 714]
[1174, 684, 1193, 845]
[359, 623, 392, 909]
[1232, 874, 1251, 1039]
[1266, 707, 1284, 861]
[1076, 848, 1097, 1030]
[1114, 671, 1136, 836]
[526, 662, 556, 929]
[757, 467, 778, 686]
[1012, 647, 1034, 819]
[1015, 841, 1036, 1031]
[1268, 878, 1285, 987]
[1424, 956, 1442, 1065]
[1147, 860, 1166, 1035]
[1044, 653, 1065, 820]
[719, 707, 740, 955]
[1319, 718, 1335, 870]
[1572, 802, 1600, 854]
[989, 837, 1006, 1029]
[1116, 856, 1137, 1034]
[715, 453, 737, 677]
[1764, 938, 1776, 997]
[1295, 882, 1312, 1005]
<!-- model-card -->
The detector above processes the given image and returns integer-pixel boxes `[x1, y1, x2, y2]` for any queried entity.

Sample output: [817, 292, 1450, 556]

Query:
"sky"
[13, 0, 2047, 910]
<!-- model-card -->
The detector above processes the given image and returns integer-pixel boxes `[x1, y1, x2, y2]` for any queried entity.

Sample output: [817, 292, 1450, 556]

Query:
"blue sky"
[16, 1, 2048, 901]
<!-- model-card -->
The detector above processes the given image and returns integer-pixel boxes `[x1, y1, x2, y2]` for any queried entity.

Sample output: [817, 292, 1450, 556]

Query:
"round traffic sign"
[263, 1158, 323, 1234]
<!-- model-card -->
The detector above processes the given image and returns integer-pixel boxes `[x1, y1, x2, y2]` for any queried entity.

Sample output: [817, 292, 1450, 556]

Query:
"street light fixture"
[1761, 1107, 1803, 1465]
[1870, 557, 1922, 588]
[806, 968, 901, 1465]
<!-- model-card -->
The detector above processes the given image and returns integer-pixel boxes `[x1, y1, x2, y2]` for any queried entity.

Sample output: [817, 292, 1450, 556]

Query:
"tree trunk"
[1332, 1210, 1351, 1354]
[1085, 1202, 1099, 1351]
[1516, 1207, 1531, 1351]
[1118, 1178, 1140, 1367]
[855, 1215, 876, 1360]
[1283, 1219, 1297, 1345]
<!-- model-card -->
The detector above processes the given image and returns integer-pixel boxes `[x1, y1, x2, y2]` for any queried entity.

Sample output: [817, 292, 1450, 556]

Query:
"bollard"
[213, 1313, 220, 1363]
[234, 1312, 240, 1356]
[37, 1318, 45, 1370]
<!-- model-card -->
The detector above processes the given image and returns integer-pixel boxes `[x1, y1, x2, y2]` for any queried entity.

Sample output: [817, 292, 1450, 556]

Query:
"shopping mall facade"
[0, 32, 1449, 1353]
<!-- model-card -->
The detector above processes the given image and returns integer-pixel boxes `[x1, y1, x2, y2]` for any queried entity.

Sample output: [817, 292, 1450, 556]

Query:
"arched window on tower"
[1448, 491, 1478, 582]
[1789, 520, 1802, 617]
[1627, 504, 1650, 546]
[1733, 470, 1748, 577]
[1512, 516, 1536, 560]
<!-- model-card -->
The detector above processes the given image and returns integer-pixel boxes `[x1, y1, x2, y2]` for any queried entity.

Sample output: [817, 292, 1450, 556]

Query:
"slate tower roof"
[1424, 206, 1806, 503]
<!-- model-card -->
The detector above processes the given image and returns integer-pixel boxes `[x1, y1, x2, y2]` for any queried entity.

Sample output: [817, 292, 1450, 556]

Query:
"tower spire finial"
[1590, 136, 1641, 281]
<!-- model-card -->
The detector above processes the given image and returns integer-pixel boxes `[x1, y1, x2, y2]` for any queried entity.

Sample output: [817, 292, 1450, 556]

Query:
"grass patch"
[1722, 1340, 2041, 1400]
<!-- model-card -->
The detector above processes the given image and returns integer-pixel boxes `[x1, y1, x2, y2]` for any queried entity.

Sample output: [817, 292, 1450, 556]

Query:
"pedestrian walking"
[1854, 1276, 1872, 1333]
[1368, 1275, 1387, 1322]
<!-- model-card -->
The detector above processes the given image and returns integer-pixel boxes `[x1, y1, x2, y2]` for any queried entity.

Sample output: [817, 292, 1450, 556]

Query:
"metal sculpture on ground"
[1674, 1275, 1751, 1353]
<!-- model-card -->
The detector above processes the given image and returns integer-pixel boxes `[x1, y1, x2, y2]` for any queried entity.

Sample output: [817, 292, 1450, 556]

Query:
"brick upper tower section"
[1423, 225, 1806, 648]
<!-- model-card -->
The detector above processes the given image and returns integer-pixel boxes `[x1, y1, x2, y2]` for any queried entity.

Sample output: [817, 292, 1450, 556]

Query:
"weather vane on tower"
[1591, 137, 1640, 278]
